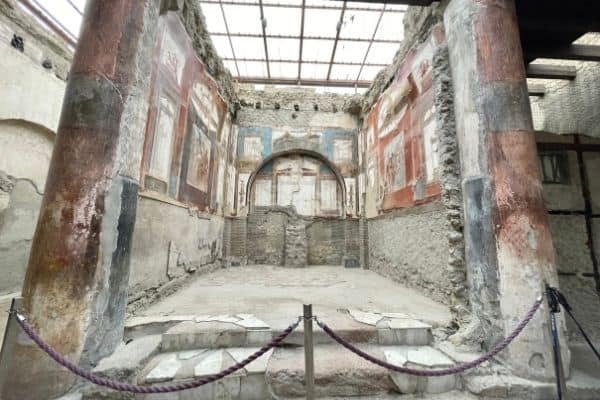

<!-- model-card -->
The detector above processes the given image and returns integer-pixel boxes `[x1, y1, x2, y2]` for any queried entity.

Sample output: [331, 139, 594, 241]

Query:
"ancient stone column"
[0, 1, 160, 398]
[444, 0, 569, 380]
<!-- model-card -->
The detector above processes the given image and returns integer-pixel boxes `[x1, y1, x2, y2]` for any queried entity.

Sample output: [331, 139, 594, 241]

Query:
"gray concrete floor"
[137, 265, 452, 332]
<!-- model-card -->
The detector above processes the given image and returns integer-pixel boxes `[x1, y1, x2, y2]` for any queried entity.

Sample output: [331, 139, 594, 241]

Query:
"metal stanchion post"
[303, 304, 315, 400]
[546, 285, 567, 400]
[0, 298, 23, 396]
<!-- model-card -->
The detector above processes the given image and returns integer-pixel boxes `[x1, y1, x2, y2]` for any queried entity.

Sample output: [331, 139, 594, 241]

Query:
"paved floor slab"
[135, 265, 451, 335]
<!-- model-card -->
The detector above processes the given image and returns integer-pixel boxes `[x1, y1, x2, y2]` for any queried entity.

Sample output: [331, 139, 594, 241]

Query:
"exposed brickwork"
[284, 217, 307, 267]
[306, 219, 346, 265]
[247, 209, 287, 265]
[368, 202, 452, 305]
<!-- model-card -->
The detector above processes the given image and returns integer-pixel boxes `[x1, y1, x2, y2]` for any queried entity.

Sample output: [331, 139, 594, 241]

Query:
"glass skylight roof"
[201, 0, 406, 88]
[18, 0, 85, 47]
[17, 0, 406, 89]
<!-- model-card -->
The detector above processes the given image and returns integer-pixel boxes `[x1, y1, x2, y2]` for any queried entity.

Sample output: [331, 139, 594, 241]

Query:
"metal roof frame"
[205, 0, 406, 88]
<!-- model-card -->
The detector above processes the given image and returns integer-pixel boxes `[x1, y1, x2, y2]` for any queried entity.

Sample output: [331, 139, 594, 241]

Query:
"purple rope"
[13, 313, 300, 393]
[316, 297, 543, 377]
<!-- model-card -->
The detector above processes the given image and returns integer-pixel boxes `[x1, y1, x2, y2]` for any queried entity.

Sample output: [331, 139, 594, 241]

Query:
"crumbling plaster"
[178, 0, 238, 111]
[0, 0, 72, 81]
[0, 42, 66, 132]
[236, 85, 360, 129]
[0, 12, 66, 295]
[360, 4, 467, 324]
[128, 196, 224, 312]
[361, 4, 444, 115]
[368, 202, 452, 305]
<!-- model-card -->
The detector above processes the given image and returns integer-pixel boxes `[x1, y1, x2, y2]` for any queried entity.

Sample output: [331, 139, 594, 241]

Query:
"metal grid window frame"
[16, 0, 408, 89]
[202, 0, 407, 89]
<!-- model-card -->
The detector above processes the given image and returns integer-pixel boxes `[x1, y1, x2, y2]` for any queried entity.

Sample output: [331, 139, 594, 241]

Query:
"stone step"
[267, 344, 458, 398]
[136, 347, 273, 400]
[155, 312, 432, 352]
[161, 315, 272, 351]
[132, 344, 458, 400]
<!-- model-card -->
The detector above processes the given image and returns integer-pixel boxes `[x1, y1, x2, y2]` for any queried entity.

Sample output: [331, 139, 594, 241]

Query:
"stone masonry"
[284, 216, 307, 268]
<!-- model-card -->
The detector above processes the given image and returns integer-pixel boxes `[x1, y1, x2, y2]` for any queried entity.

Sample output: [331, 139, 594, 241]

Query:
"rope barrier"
[12, 312, 300, 394]
[548, 287, 600, 363]
[315, 297, 543, 377]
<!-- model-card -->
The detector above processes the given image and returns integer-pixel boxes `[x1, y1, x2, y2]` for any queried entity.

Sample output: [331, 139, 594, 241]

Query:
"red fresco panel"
[363, 25, 444, 214]
[140, 13, 230, 212]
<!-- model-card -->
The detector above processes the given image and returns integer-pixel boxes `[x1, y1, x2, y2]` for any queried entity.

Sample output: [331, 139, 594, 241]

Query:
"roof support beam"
[66, 0, 83, 15]
[326, 1, 346, 81]
[235, 76, 372, 88]
[199, 0, 406, 13]
[526, 64, 577, 80]
[22, 0, 77, 45]
[519, 18, 600, 34]
[297, 0, 306, 83]
[527, 83, 546, 97]
[219, 0, 240, 76]
[258, 0, 271, 78]
[345, 0, 433, 5]
[209, 32, 401, 44]
[526, 44, 600, 62]
[356, 4, 385, 84]
[223, 57, 387, 67]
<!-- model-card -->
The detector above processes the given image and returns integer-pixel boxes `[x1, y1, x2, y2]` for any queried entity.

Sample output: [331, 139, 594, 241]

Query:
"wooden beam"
[526, 44, 600, 63]
[518, 17, 600, 34]
[527, 83, 546, 97]
[526, 64, 577, 80]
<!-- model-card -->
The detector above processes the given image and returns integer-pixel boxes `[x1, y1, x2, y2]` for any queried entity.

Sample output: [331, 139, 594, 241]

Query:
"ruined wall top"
[178, 0, 238, 111]
[361, 4, 445, 116]
[0, 0, 72, 81]
[236, 84, 362, 116]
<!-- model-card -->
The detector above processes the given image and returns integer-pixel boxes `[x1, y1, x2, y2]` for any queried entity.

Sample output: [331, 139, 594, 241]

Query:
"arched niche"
[246, 149, 347, 217]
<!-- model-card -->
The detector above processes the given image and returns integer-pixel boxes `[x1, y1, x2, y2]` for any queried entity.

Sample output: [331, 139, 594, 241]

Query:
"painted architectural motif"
[251, 154, 343, 217]
[140, 14, 235, 215]
[361, 26, 444, 217]
[236, 126, 357, 216]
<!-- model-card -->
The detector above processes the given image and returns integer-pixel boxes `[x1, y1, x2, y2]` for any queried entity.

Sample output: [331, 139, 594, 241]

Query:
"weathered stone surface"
[349, 309, 384, 326]
[444, 0, 565, 380]
[177, 350, 206, 360]
[128, 197, 224, 314]
[52, 393, 83, 400]
[384, 347, 456, 395]
[0, 178, 44, 294]
[124, 316, 195, 340]
[378, 321, 432, 346]
[193, 350, 225, 377]
[228, 348, 273, 374]
[406, 347, 454, 368]
[266, 345, 395, 398]
[93, 335, 162, 381]
[144, 354, 182, 383]
[284, 218, 307, 268]
[3, 1, 161, 397]
[368, 202, 453, 306]
[162, 321, 248, 351]
[234, 316, 270, 330]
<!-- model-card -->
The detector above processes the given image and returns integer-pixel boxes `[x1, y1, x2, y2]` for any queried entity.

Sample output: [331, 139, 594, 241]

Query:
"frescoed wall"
[130, 12, 237, 298]
[236, 126, 357, 216]
[140, 13, 233, 215]
[361, 27, 444, 218]
[249, 154, 343, 217]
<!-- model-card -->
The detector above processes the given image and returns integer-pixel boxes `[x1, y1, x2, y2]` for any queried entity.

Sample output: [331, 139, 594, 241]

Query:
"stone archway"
[245, 148, 347, 215]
